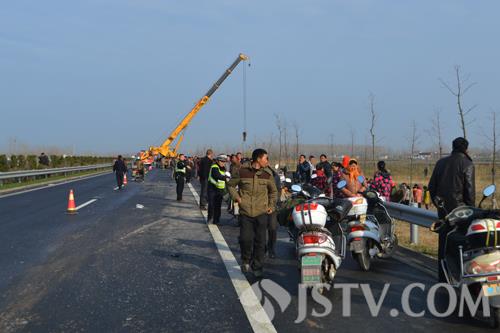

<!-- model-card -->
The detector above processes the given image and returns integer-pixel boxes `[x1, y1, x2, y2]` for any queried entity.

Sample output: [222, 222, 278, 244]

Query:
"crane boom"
[172, 130, 185, 155]
[150, 53, 248, 158]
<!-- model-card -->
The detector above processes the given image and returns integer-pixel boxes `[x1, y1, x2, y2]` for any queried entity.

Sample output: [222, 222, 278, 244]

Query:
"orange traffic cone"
[67, 189, 77, 214]
[123, 173, 128, 185]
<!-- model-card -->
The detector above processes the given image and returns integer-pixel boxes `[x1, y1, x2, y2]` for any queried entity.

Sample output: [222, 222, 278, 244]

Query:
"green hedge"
[0, 155, 8, 172]
[1, 155, 115, 171]
[17, 155, 26, 170]
[27, 155, 37, 169]
[9, 155, 18, 170]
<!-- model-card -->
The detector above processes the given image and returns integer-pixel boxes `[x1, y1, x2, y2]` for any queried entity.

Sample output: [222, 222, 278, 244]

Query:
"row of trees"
[0, 155, 115, 172]
[368, 65, 498, 205]
[264, 66, 496, 178]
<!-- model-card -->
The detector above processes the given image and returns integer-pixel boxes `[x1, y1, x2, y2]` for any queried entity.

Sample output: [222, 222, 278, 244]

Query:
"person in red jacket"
[311, 165, 330, 196]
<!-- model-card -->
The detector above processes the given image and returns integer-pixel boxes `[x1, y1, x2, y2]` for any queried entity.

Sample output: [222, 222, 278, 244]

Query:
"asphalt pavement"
[0, 170, 251, 333]
[0, 168, 497, 332]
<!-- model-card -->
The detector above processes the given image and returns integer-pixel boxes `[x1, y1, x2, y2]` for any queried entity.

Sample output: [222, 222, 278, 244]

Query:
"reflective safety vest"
[208, 164, 226, 190]
[175, 162, 186, 174]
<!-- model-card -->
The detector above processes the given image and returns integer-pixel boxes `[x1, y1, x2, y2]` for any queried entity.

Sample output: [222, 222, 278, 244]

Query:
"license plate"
[350, 240, 364, 252]
[482, 283, 500, 297]
[302, 255, 322, 266]
[301, 255, 322, 283]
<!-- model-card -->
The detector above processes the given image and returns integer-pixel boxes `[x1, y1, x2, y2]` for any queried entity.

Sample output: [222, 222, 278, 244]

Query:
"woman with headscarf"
[340, 159, 366, 197]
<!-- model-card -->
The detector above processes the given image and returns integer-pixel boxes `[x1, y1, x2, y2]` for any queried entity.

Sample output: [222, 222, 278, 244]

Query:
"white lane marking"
[187, 183, 277, 333]
[0, 171, 112, 199]
[75, 198, 98, 211]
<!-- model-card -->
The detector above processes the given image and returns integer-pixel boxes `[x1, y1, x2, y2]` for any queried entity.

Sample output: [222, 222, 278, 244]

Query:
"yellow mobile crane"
[143, 53, 248, 161]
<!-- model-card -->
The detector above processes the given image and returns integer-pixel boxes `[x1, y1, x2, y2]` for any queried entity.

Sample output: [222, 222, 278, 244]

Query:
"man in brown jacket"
[227, 148, 277, 277]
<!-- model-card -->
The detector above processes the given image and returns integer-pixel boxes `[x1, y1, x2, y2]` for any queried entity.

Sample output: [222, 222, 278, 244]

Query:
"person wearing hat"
[428, 137, 475, 282]
[341, 155, 351, 169]
[207, 154, 230, 224]
[174, 154, 187, 201]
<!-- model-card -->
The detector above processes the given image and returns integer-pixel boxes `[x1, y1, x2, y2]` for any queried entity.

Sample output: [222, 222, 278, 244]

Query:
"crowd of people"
[295, 153, 437, 209]
[113, 136, 476, 282]
[129, 148, 436, 278]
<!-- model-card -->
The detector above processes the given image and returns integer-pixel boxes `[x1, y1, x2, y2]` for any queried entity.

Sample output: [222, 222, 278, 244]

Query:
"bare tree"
[267, 132, 274, 156]
[362, 135, 369, 172]
[283, 118, 288, 168]
[439, 65, 477, 139]
[274, 114, 283, 166]
[293, 121, 300, 159]
[408, 120, 419, 190]
[484, 112, 498, 208]
[329, 134, 334, 159]
[368, 93, 376, 168]
[350, 126, 355, 157]
[430, 108, 444, 159]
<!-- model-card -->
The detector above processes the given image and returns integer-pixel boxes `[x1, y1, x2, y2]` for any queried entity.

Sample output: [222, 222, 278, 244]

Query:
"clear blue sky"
[1, 0, 500, 155]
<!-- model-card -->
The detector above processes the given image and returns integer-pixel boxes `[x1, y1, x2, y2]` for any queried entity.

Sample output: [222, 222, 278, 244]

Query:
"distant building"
[413, 152, 432, 160]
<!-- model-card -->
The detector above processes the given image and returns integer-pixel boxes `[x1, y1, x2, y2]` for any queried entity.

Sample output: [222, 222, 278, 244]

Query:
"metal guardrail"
[0, 164, 112, 183]
[385, 202, 438, 244]
[385, 202, 437, 228]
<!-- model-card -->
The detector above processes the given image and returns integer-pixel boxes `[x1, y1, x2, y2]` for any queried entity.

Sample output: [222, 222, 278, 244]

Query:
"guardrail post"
[410, 224, 419, 244]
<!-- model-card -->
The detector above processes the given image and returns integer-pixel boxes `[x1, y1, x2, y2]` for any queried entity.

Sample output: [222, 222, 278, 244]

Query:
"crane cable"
[242, 60, 249, 146]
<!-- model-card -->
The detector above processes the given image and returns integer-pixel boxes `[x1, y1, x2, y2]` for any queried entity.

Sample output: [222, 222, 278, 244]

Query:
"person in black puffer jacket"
[428, 137, 475, 282]
[429, 137, 475, 218]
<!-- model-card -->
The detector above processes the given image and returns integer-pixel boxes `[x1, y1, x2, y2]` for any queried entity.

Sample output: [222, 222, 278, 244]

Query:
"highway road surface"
[0, 168, 496, 332]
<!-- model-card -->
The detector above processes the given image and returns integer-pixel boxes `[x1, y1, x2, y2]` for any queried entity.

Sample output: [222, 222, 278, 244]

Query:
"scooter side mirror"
[483, 184, 496, 197]
[478, 184, 496, 208]
[291, 184, 302, 193]
[337, 180, 347, 190]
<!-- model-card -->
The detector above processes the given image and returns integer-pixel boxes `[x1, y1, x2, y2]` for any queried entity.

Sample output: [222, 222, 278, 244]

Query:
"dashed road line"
[75, 198, 98, 211]
[187, 183, 277, 333]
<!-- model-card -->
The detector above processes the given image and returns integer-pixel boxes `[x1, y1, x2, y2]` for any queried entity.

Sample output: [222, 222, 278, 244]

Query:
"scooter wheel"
[379, 234, 398, 259]
[489, 307, 500, 328]
[353, 248, 371, 271]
